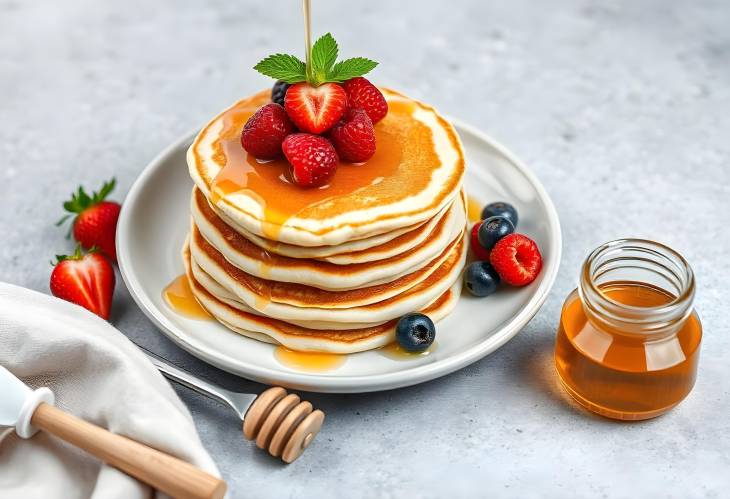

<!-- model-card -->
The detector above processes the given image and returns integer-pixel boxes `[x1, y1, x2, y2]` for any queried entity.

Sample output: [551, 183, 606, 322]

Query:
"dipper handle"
[31, 403, 226, 499]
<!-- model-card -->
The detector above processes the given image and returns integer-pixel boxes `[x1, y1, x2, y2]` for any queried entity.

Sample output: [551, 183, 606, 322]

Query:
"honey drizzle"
[163, 274, 213, 320]
[205, 92, 443, 243]
[274, 346, 346, 372]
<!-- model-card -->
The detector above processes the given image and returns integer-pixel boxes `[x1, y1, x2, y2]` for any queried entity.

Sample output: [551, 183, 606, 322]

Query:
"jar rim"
[580, 238, 695, 332]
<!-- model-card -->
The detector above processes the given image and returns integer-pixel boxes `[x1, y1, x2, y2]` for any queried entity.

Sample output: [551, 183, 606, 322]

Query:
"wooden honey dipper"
[243, 387, 325, 463]
[141, 347, 324, 463]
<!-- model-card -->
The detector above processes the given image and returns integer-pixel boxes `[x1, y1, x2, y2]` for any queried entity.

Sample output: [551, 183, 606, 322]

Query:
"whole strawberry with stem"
[57, 178, 121, 262]
[50, 246, 115, 320]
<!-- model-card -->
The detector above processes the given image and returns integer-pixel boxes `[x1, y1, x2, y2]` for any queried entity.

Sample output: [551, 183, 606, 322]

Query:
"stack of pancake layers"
[185, 89, 466, 353]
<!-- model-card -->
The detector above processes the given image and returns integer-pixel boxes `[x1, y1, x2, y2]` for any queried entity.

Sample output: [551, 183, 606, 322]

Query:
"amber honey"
[163, 274, 213, 320]
[274, 346, 346, 372]
[466, 195, 482, 223]
[205, 93, 437, 242]
[555, 240, 701, 421]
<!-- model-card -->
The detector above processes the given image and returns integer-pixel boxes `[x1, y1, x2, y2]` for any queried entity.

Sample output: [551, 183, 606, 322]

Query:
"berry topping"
[477, 216, 515, 250]
[328, 108, 376, 162]
[342, 77, 388, 123]
[490, 234, 543, 286]
[284, 82, 348, 134]
[50, 246, 115, 320]
[57, 179, 121, 262]
[241, 103, 295, 160]
[470, 222, 492, 261]
[395, 313, 436, 353]
[481, 201, 519, 228]
[464, 261, 501, 297]
[282, 133, 339, 188]
[271, 80, 291, 107]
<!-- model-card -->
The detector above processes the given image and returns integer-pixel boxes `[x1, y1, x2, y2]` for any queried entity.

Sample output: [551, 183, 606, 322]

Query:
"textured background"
[1, 0, 729, 497]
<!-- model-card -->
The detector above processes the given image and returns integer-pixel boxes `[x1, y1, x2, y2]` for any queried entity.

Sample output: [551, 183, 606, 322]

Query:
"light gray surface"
[1, 0, 728, 497]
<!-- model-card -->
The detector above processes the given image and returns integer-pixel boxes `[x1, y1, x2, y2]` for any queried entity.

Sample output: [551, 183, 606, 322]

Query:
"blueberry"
[395, 313, 436, 352]
[271, 80, 290, 107]
[464, 261, 501, 297]
[477, 216, 514, 250]
[481, 202, 518, 228]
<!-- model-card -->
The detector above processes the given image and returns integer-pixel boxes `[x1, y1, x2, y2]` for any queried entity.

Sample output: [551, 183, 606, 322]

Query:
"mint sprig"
[254, 33, 378, 86]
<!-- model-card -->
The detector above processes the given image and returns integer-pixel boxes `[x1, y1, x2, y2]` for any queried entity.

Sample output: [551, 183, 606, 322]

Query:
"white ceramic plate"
[117, 120, 561, 393]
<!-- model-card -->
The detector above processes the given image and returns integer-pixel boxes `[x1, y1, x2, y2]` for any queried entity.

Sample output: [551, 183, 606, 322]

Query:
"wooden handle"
[31, 403, 226, 499]
[243, 387, 325, 463]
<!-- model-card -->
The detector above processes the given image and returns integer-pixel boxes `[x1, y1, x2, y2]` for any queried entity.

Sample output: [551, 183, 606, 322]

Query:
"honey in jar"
[555, 239, 701, 420]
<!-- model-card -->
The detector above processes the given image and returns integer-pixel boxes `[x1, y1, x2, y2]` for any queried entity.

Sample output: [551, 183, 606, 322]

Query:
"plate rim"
[117, 118, 562, 393]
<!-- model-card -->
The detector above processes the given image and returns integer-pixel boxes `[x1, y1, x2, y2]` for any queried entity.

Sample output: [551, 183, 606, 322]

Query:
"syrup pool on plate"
[274, 346, 346, 372]
[379, 341, 438, 360]
[163, 274, 213, 320]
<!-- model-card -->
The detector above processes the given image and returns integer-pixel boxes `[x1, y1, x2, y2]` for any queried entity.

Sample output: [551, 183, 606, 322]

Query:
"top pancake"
[188, 88, 465, 247]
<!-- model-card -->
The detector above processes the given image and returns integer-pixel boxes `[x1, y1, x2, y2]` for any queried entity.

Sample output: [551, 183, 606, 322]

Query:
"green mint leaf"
[327, 57, 378, 82]
[254, 54, 307, 83]
[310, 33, 338, 84]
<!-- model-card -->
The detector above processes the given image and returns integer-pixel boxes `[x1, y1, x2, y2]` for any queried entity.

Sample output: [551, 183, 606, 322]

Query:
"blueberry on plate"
[464, 261, 501, 297]
[481, 202, 518, 228]
[396, 313, 436, 352]
[271, 80, 291, 106]
[477, 216, 515, 250]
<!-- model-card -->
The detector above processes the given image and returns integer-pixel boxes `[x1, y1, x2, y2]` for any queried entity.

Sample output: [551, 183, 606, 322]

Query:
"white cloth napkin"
[0, 282, 220, 499]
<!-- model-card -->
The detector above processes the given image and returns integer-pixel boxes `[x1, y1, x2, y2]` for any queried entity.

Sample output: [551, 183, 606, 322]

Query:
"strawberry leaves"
[253, 33, 378, 86]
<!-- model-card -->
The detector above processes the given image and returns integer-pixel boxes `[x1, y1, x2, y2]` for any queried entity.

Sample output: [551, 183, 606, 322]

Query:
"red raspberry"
[470, 222, 491, 261]
[342, 77, 388, 124]
[282, 133, 339, 188]
[241, 103, 295, 159]
[489, 234, 543, 286]
[328, 109, 376, 162]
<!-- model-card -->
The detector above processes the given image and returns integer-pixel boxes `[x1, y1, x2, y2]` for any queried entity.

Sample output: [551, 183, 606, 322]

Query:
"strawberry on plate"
[282, 133, 339, 188]
[342, 77, 388, 124]
[490, 234, 543, 286]
[328, 108, 376, 162]
[57, 179, 121, 262]
[50, 246, 115, 320]
[284, 82, 347, 134]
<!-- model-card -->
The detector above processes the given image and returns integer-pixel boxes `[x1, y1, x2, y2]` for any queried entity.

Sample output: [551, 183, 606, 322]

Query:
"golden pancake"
[191, 187, 465, 290]
[188, 89, 465, 246]
[183, 244, 462, 353]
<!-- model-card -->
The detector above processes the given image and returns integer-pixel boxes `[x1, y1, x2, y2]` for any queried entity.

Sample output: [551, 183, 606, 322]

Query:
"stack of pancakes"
[184, 89, 466, 353]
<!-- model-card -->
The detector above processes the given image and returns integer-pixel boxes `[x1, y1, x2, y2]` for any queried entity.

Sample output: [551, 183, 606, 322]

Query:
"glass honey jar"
[555, 239, 701, 420]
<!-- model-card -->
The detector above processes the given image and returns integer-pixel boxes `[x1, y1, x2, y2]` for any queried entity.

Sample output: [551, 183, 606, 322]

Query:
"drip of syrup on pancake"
[163, 274, 213, 320]
[274, 346, 346, 372]
[208, 99, 415, 242]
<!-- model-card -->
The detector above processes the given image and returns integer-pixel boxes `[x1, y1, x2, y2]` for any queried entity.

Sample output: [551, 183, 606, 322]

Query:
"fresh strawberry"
[282, 133, 339, 187]
[284, 82, 347, 134]
[470, 222, 491, 261]
[489, 234, 543, 286]
[57, 179, 121, 262]
[342, 77, 388, 124]
[241, 103, 295, 159]
[327, 108, 376, 162]
[50, 247, 115, 320]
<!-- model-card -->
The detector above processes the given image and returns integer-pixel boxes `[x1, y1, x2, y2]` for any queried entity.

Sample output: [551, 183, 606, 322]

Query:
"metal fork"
[134, 344, 325, 463]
